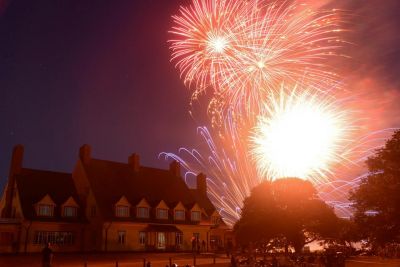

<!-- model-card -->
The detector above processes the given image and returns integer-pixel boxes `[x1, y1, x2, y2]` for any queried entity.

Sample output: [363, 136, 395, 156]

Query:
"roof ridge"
[21, 168, 71, 176]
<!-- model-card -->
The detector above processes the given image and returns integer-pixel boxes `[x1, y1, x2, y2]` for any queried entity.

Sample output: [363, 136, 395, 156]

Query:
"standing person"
[191, 237, 196, 252]
[230, 255, 237, 267]
[226, 240, 233, 257]
[271, 255, 278, 267]
[202, 240, 206, 252]
[41, 242, 53, 267]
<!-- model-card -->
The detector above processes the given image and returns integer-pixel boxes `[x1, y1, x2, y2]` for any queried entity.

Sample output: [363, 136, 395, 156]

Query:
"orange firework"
[169, 0, 345, 117]
[169, 0, 245, 95]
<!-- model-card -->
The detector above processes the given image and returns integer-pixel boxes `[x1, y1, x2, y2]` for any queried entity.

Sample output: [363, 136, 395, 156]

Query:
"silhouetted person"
[191, 237, 196, 252]
[146, 261, 151, 267]
[271, 255, 278, 267]
[202, 240, 206, 252]
[226, 240, 233, 257]
[41, 243, 53, 267]
[230, 255, 237, 267]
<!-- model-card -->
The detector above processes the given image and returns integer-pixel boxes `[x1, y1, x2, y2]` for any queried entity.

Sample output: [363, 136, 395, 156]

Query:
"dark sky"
[0, 0, 203, 190]
[1, 0, 400, 191]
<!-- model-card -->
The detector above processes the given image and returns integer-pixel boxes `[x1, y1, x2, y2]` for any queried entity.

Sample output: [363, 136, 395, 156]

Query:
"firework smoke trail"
[169, 0, 345, 118]
[160, 121, 260, 226]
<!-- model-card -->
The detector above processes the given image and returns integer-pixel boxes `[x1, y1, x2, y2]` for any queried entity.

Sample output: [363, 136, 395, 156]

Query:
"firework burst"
[249, 84, 354, 182]
[169, 0, 245, 94]
[169, 0, 345, 117]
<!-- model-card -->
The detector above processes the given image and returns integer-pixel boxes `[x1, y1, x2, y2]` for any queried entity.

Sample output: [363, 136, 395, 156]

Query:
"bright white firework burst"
[250, 84, 354, 182]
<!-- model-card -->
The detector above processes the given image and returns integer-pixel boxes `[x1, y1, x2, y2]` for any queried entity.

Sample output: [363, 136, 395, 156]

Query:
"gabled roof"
[190, 189, 216, 216]
[15, 168, 85, 222]
[81, 159, 209, 220]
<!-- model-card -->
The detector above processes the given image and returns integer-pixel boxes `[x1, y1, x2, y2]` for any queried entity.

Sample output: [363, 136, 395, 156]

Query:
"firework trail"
[161, 122, 394, 225]
[167, 0, 395, 224]
[160, 119, 260, 226]
[170, 0, 345, 118]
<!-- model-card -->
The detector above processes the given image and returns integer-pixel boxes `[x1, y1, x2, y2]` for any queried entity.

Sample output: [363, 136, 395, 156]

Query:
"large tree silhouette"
[234, 178, 338, 253]
[350, 130, 400, 245]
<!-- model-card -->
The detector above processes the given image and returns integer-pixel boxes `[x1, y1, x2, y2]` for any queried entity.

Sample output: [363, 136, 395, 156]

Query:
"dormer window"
[115, 205, 130, 217]
[114, 196, 131, 218]
[63, 206, 78, 217]
[61, 196, 79, 218]
[137, 207, 149, 218]
[35, 194, 56, 217]
[191, 211, 201, 221]
[38, 204, 54, 217]
[157, 208, 168, 219]
[174, 210, 185, 220]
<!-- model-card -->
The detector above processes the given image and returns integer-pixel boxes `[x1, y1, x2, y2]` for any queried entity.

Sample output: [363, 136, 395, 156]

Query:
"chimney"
[197, 172, 207, 195]
[79, 144, 91, 164]
[2, 145, 24, 218]
[169, 161, 181, 177]
[128, 153, 140, 172]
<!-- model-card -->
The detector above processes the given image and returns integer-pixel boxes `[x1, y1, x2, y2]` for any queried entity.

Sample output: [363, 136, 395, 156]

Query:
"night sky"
[1, 0, 400, 191]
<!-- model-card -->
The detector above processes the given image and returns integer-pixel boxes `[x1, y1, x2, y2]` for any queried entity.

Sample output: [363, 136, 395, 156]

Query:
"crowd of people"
[229, 251, 346, 267]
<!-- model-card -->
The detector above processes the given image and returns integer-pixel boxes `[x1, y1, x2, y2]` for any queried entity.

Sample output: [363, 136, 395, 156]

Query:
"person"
[197, 238, 200, 254]
[202, 240, 206, 252]
[226, 240, 233, 257]
[230, 255, 237, 267]
[271, 255, 278, 267]
[191, 237, 196, 252]
[41, 242, 53, 267]
[146, 261, 151, 267]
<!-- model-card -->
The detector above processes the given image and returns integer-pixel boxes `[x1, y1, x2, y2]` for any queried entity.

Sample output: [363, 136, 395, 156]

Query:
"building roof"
[81, 159, 216, 220]
[15, 168, 85, 222]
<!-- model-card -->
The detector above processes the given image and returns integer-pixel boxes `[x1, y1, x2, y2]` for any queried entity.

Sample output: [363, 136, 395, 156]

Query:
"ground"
[0, 252, 228, 267]
[1, 253, 400, 267]
[346, 256, 400, 267]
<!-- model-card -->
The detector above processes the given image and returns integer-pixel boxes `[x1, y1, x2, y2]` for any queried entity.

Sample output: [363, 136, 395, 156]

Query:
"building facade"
[0, 145, 231, 253]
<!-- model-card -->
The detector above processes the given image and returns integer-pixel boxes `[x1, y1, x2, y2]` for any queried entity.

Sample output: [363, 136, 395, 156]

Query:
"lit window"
[118, 231, 126, 245]
[191, 211, 201, 221]
[33, 231, 74, 245]
[174, 210, 185, 220]
[115, 206, 130, 217]
[137, 207, 149, 218]
[37, 205, 54, 217]
[157, 208, 168, 219]
[63, 206, 77, 217]
[139, 232, 146, 245]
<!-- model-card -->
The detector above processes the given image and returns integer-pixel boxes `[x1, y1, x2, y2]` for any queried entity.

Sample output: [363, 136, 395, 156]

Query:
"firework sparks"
[166, 0, 395, 224]
[160, 123, 260, 226]
[169, 0, 245, 94]
[249, 84, 353, 182]
[169, 0, 344, 117]
[162, 122, 394, 225]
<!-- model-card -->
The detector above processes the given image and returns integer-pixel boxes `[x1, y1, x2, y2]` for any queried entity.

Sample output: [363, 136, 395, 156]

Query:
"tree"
[234, 178, 338, 253]
[350, 129, 400, 245]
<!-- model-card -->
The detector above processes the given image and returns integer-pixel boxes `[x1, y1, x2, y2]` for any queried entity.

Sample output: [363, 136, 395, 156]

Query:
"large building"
[0, 145, 230, 253]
